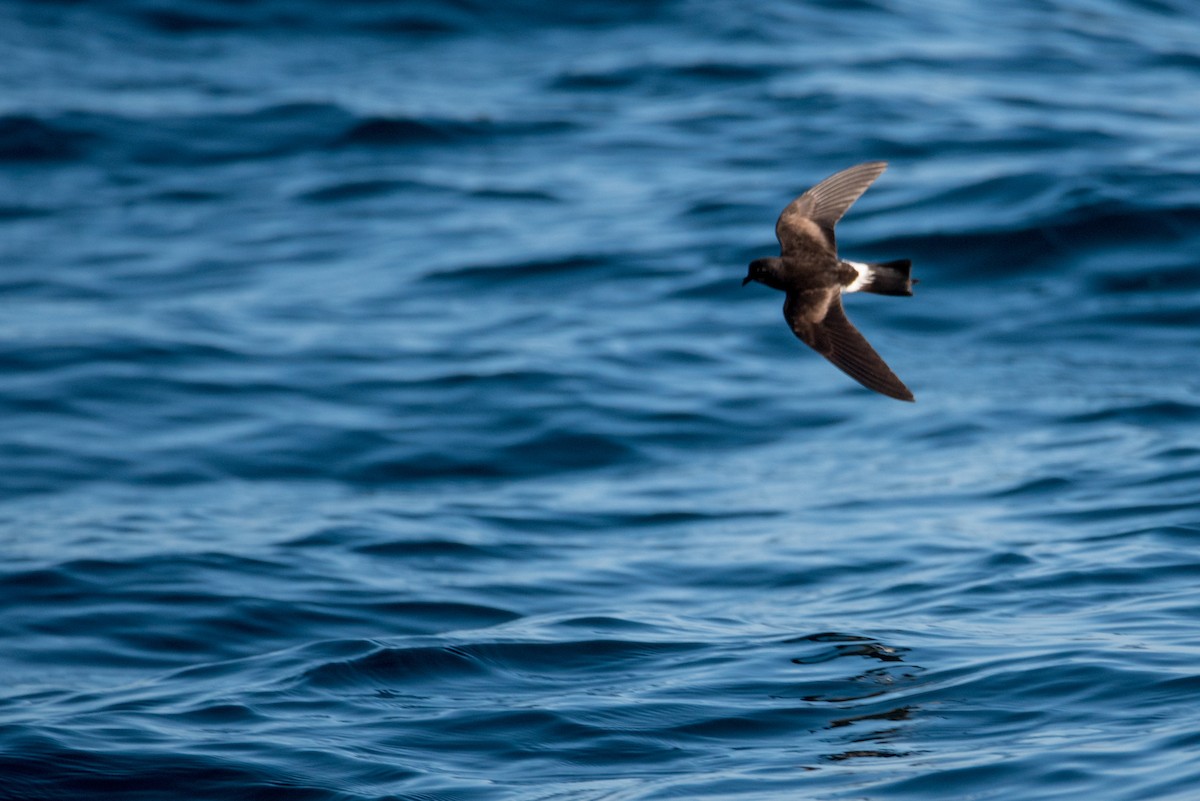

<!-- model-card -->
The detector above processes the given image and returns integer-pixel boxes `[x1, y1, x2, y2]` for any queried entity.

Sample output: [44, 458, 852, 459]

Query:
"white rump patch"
[844, 260, 872, 293]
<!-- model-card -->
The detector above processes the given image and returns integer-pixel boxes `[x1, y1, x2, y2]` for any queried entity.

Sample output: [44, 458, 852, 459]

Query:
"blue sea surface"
[4, 1, 1200, 798]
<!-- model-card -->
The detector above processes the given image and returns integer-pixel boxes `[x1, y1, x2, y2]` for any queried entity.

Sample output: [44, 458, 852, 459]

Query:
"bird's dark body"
[742, 161, 917, 401]
[747, 255, 847, 293]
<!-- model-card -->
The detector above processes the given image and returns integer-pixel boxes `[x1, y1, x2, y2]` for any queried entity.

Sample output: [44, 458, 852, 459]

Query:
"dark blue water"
[4, 1, 1200, 798]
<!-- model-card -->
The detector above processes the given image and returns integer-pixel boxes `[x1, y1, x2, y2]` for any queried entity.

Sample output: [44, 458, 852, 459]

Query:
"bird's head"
[742, 257, 784, 289]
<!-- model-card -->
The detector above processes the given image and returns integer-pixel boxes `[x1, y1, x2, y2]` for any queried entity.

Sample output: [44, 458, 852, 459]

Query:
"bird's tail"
[857, 259, 915, 297]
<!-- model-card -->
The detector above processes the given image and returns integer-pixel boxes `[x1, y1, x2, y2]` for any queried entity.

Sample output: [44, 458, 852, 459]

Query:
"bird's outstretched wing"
[784, 287, 914, 401]
[775, 161, 888, 257]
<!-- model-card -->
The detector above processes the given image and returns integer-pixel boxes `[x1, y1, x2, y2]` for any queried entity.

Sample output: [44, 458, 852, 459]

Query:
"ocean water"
[3, 0, 1200, 798]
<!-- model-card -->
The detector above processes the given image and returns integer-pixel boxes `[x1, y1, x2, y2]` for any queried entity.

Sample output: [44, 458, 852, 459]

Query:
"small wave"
[882, 200, 1200, 284]
[26, 102, 578, 166]
[0, 733, 345, 801]
[787, 632, 911, 665]
[127, 2, 469, 37]
[1091, 263, 1200, 294]
[333, 117, 464, 147]
[339, 429, 642, 484]
[0, 114, 90, 162]
[333, 115, 573, 149]
[0, 102, 574, 170]
[297, 178, 428, 203]
[425, 254, 611, 284]
[0, 204, 52, 220]
[112, 0, 672, 37]
[1061, 400, 1200, 425]
[550, 60, 772, 92]
[352, 538, 508, 560]
[301, 637, 697, 693]
[137, 7, 243, 33]
[469, 186, 560, 201]
[119, 1, 465, 36]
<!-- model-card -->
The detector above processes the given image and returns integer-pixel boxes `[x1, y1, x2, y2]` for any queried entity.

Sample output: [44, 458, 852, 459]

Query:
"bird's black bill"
[741, 275, 753, 287]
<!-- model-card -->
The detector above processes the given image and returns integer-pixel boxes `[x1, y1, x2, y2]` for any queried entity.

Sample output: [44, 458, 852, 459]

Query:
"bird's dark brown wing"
[784, 288, 914, 401]
[775, 161, 888, 257]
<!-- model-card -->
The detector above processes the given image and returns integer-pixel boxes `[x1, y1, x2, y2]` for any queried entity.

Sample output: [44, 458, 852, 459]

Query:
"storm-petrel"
[742, 161, 916, 402]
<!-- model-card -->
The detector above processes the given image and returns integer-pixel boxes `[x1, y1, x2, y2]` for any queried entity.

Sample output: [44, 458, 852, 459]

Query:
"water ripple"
[5, 0, 1200, 798]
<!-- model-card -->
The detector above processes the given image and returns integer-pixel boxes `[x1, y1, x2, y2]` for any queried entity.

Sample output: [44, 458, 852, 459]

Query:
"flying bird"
[742, 161, 916, 402]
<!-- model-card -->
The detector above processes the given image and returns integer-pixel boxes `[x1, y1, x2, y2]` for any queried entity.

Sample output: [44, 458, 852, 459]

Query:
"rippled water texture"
[3, 1, 1200, 799]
